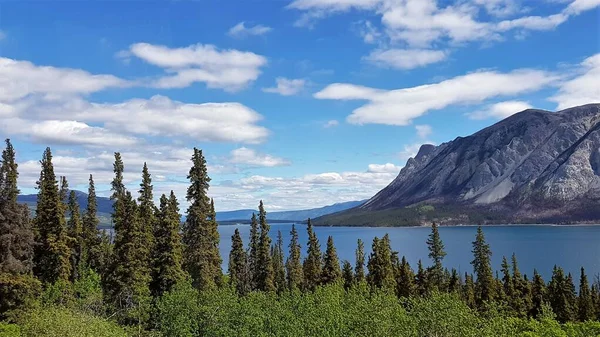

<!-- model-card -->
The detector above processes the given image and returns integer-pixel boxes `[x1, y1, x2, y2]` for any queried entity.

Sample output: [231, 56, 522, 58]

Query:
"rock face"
[361, 104, 600, 215]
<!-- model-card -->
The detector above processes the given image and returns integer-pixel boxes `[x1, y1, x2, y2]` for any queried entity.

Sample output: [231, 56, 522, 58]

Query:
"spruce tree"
[255, 201, 274, 292]
[0, 139, 39, 317]
[138, 163, 156, 258]
[33, 147, 71, 284]
[342, 260, 354, 290]
[366, 235, 394, 291]
[462, 273, 476, 308]
[500, 256, 514, 299]
[578, 267, 594, 321]
[397, 256, 415, 298]
[150, 192, 186, 297]
[105, 154, 151, 323]
[321, 236, 341, 285]
[415, 259, 429, 296]
[303, 218, 322, 291]
[511, 253, 528, 317]
[548, 266, 576, 323]
[448, 268, 460, 293]
[272, 231, 286, 293]
[426, 222, 446, 289]
[82, 175, 102, 273]
[67, 190, 84, 281]
[354, 239, 365, 283]
[228, 228, 248, 295]
[248, 213, 259, 289]
[182, 148, 222, 291]
[286, 224, 303, 290]
[471, 226, 495, 306]
[530, 269, 546, 318]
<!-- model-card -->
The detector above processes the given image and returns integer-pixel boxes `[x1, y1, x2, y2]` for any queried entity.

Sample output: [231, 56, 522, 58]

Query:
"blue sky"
[0, 0, 598, 211]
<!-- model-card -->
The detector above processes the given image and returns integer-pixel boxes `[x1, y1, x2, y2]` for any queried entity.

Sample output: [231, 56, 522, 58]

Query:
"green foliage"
[0, 322, 21, 337]
[341, 260, 353, 290]
[354, 239, 365, 284]
[17, 306, 127, 337]
[471, 225, 495, 307]
[82, 175, 103, 273]
[285, 224, 303, 290]
[182, 148, 222, 291]
[366, 235, 395, 292]
[426, 222, 446, 289]
[137, 163, 156, 265]
[255, 200, 274, 292]
[303, 218, 322, 291]
[228, 228, 249, 295]
[0, 274, 40, 321]
[67, 190, 84, 281]
[321, 236, 341, 285]
[154, 280, 200, 337]
[272, 230, 286, 293]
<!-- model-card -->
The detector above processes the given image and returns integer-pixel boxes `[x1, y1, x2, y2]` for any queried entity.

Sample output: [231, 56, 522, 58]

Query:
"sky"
[0, 0, 598, 212]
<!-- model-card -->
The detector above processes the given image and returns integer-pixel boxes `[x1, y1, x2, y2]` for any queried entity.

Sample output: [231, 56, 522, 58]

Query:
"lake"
[218, 223, 600, 282]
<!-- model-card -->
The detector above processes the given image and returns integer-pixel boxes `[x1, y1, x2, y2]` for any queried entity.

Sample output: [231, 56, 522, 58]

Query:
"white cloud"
[467, 100, 533, 120]
[365, 48, 447, 70]
[228, 22, 272, 38]
[120, 42, 267, 91]
[262, 77, 306, 96]
[565, 0, 600, 14]
[0, 57, 127, 102]
[324, 120, 339, 128]
[367, 163, 401, 173]
[356, 20, 382, 43]
[472, 0, 523, 17]
[0, 31, 6, 40]
[229, 147, 290, 167]
[0, 119, 139, 147]
[315, 68, 556, 125]
[496, 14, 568, 31]
[550, 53, 600, 110]
[415, 124, 432, 139]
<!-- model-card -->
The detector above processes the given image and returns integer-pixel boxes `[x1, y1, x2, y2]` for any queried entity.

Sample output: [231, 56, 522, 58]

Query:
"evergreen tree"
[272, 231, 286, 293]
[471, 226, 495, 306]
[548, 266, 576, 323]
[255, 201, 274, 292]
[397, 256, 415, 298]
[228, 228, 248, 295]
[354, 239, 365, 283]
[150, 192, 186, 297]
[105, 154, 151, 324]
[182, 148, 222, 291]
[303, 218, 322, 291]
[415, 259, 429, 296]
[81, 175, 102, 273]
[463, 273, 476, 308]
[67, 190, 84, 281]
[500, 256, 514, 299]
[426, 222, 446, 290]
[578, 267, 594, 321]
[33, 147, 71, 284]
[342, 260, 354, 290]
[511, 253, 528, 316]
[138, 163, 156, 260]
[0, 139, 39, 317]
[448, 268, 460, 293]
[530, 269, 546, 318]
[285, 224, 302, 290]
[591, 284, 600, 320]
[366, 235, 394, 291]
[248, 213, 259, 289]
[321, 236, 341, 285]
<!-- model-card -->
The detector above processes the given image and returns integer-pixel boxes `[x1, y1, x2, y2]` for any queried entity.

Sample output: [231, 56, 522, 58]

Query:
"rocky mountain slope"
[317, 103, 600, 226]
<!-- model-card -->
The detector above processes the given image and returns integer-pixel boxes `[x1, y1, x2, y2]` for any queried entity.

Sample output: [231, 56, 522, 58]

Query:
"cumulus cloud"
[228, 22, 272, 38]
[365, 48, 447, 70]
[262, 77, 306, 96]
[415, 124, 432, 139]
[229, 147, 290, 167]
[0, 57, 127, 102]
[467, 100, 533, 120]
[119, 42, 267, 91]
[315, 68, 556, 125]
[550, 53, 600, 110]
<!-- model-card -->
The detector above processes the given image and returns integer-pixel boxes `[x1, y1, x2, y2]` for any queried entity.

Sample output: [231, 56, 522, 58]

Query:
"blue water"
[218, 223, 600, 282]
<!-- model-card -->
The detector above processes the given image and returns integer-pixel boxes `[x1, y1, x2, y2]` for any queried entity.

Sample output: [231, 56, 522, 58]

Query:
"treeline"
[1, 139, 600, 336]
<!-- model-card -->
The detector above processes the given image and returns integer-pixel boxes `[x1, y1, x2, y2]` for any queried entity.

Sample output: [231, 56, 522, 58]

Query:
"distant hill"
[316, 103, 600, 226]
[216, 200, 366, 222]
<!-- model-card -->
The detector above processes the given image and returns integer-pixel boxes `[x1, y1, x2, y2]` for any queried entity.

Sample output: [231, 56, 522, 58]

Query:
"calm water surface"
[218, 224, 600, 281]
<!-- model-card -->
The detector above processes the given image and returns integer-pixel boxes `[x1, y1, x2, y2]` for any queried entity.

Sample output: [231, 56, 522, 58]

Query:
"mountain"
[316, 104, 600, 226]
[216, 200, 365, 222]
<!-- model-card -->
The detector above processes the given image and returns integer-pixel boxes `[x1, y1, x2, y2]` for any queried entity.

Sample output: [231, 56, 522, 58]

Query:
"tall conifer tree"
[303, 218, 322, 291]
[397, 256, 415, 298]
[286, 224, 302, 290]
[82, 175, 102, 272]
[426, 222, 446, 289]
[33, 147, 71, 284]
[228, 228, 248, 295]
[67, 190, 84, 281]
[321, 236, 341, 285]
[354, 239, 365, 283]
[530, 269, 546, 318]
[366, 235, 394, 291]
[342, 260, 353, 290]
[248, 213, 259, 289]
[138, 163, 156, 257]
[415, 259, 429, 296]
[150, 192, 185, 297]
[182, 148, 222, 290]
[471, 226, 495, 306]
[272, 231, 286, 293]
[255, 201, 274, 292]
[578, 267, 594, 321]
